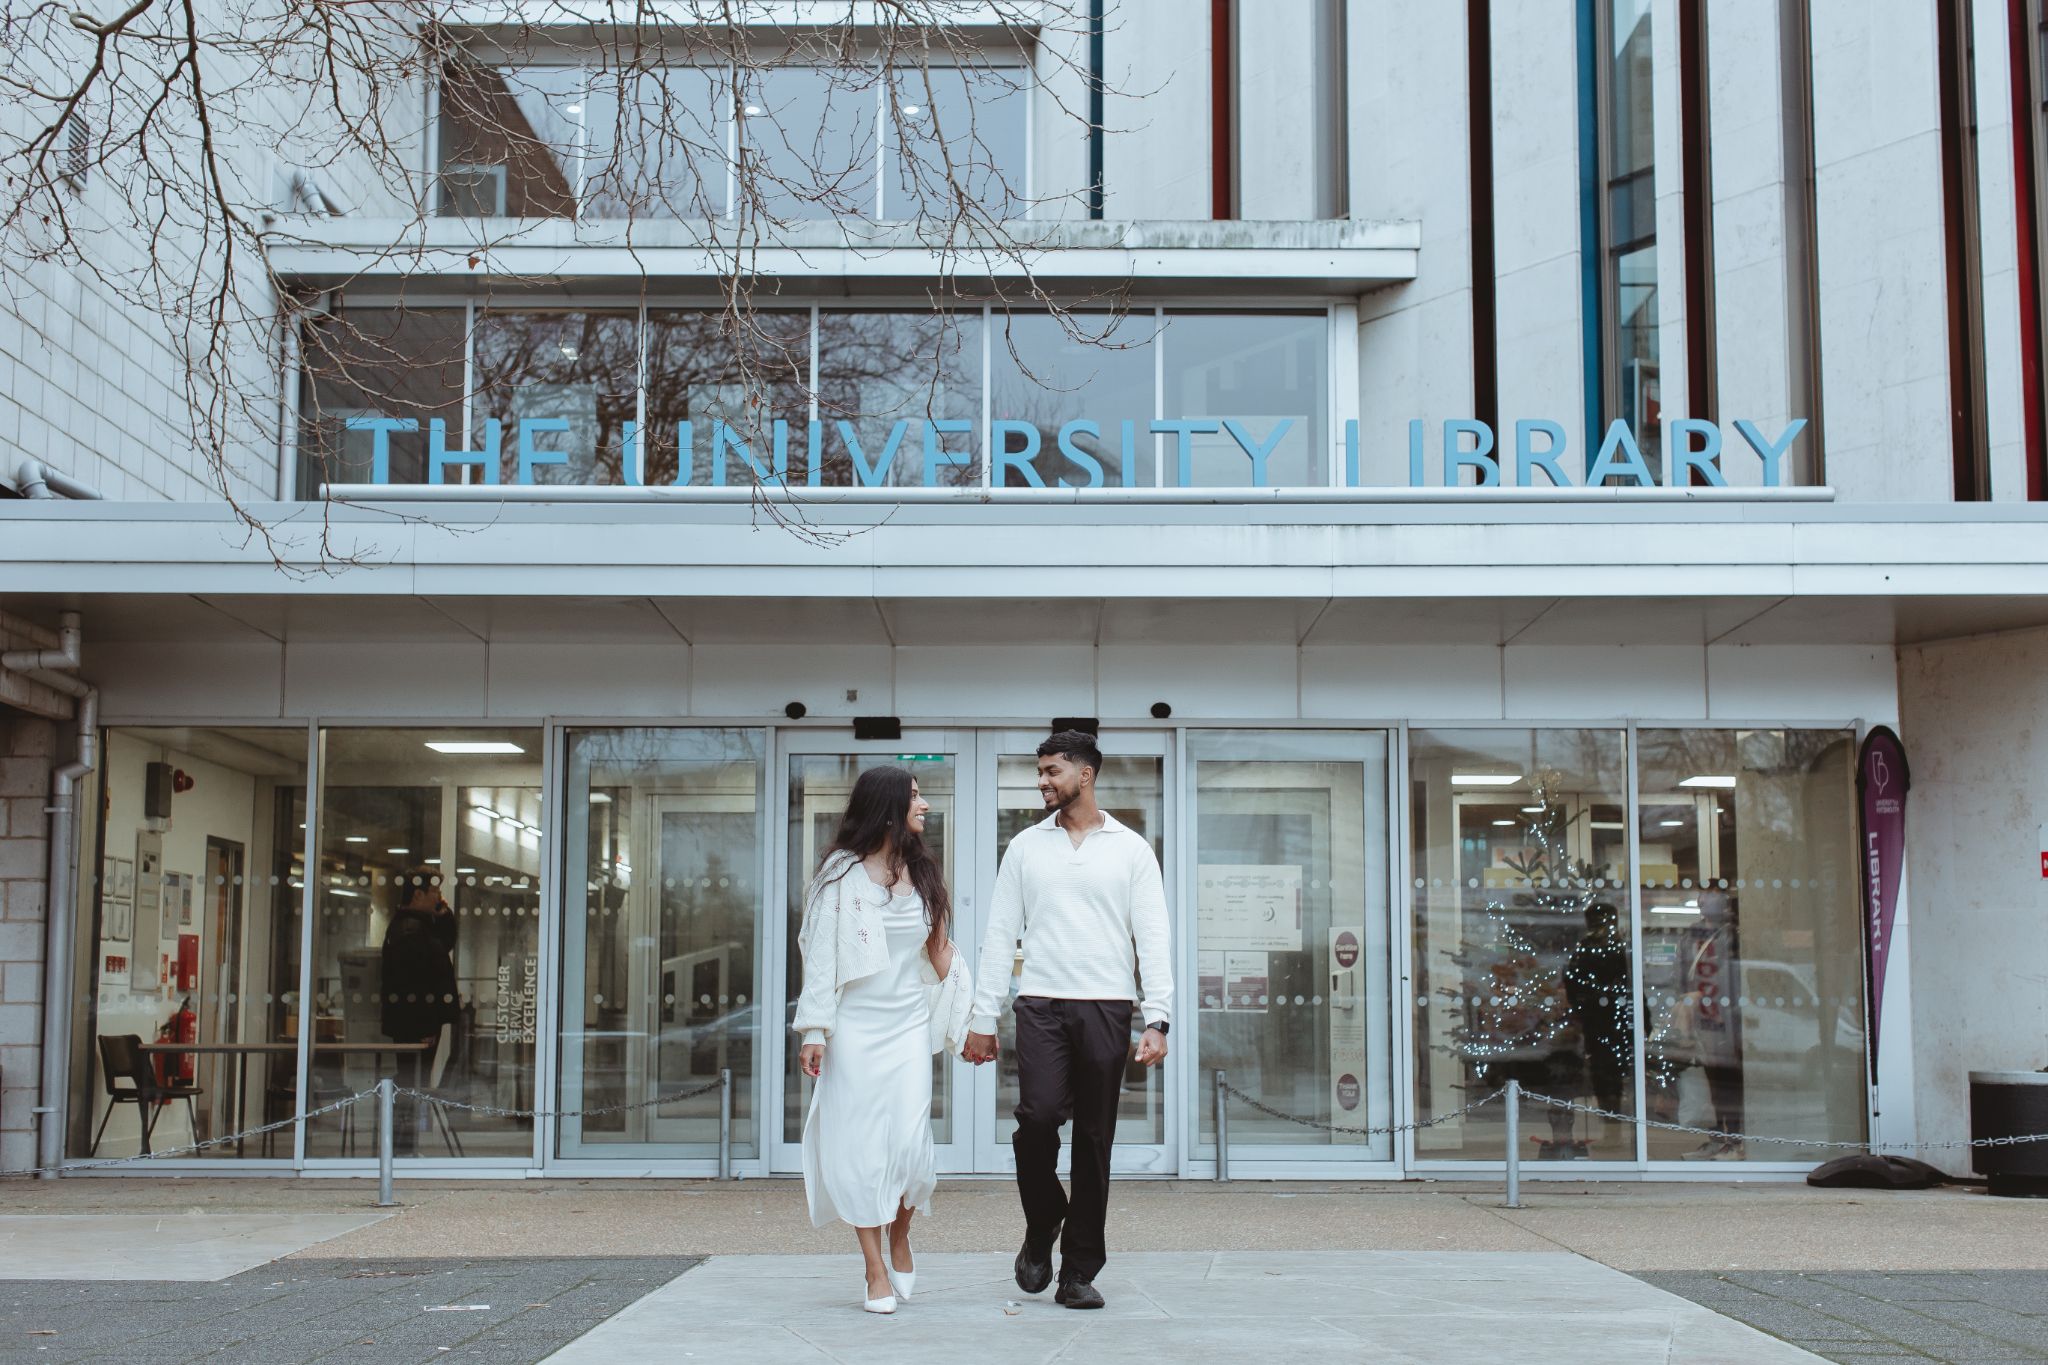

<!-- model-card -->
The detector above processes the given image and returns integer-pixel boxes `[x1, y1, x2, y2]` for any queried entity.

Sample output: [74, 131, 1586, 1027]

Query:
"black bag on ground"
[1805, 1154, 1952, 1189]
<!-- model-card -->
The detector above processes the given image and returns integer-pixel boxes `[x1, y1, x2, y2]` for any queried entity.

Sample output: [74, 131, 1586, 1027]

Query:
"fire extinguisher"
[155, 997, 197, 1089]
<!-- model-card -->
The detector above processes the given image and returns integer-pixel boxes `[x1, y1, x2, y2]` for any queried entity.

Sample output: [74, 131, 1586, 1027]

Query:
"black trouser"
[1012, 996, 1129, 1286]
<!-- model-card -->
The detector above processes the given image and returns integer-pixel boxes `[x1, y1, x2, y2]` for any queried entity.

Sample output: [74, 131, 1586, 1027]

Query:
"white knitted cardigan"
[793, 850, 974, 1057]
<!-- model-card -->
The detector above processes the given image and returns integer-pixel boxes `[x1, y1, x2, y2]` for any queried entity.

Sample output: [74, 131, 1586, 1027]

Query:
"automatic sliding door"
[558, 729, 767, 1162]
[776, 735, 973, 1173]
[1190, 731, 1393, 1165]
[977, 731, 1173, 1174]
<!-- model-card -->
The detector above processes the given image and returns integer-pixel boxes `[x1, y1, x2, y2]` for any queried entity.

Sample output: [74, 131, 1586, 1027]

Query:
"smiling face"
[1036, 753, 1090, 812]
[905, 779, 930, 835]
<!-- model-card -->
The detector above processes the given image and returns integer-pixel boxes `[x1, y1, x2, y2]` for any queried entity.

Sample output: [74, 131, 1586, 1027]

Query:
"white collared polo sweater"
[968, 809, 1174, 1034]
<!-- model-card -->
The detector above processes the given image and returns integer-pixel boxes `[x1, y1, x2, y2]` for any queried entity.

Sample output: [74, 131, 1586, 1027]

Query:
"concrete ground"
[2, 1178, 2045, 1362]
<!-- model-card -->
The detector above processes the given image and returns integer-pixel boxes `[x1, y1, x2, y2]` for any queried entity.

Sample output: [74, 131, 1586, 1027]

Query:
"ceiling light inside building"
[344, 835, 368, 844]
[425, 741, 525, 754]
[1450, 773, 1521, 786]
[1658, 819, 1684, 827]
[1679, 775, 1736, 788]
[387, 847, 408, 855]
[1491, 819, 1516, 827]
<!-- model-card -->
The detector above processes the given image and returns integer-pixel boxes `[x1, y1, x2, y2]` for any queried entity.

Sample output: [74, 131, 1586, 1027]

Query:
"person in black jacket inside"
[381, 871, 458, 1150]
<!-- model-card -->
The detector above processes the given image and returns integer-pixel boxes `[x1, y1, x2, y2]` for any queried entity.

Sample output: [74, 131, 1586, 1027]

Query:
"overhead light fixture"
[343, 835, 368, 844]
[1491, 819, 1516, 827]
[1451, 773, 1521, 786]
[1658, 819, 1684, 827]
[332, 888, 359, 899]
[423, 858, 441, 865]
[589, 792, 613, 804]
[903, 103, 923, 115]
[1520, 805, 1545, 814]
[1589, 821, 1627, 830]
[456, 867, 476, 874]
[743, 103, 763, 115]
[564, 102, 584, 114]
[1679, 775, 1737, 789]
[387, 847, 409, 855]
[425, 741, 526, 755]
[1650, 905, 1700, 915]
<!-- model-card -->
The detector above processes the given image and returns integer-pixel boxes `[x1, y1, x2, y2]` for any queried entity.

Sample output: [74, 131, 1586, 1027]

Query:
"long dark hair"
[815, 765, 950, 959]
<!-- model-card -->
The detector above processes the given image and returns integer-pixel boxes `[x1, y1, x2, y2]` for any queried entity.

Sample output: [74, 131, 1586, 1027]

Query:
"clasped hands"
[960, 1026, 1168, 1067]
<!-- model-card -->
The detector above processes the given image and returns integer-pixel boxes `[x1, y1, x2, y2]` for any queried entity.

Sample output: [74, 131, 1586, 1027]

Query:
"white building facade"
[1, 0, 2045, 1183]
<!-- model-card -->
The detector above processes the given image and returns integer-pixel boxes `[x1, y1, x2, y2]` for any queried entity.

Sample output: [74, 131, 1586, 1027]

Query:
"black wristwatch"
[1145, 1021, 1169, 1036]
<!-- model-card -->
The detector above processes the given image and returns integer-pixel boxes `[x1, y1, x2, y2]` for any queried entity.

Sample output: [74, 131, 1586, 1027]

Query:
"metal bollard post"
[376, 1079, 397, 1208]
[1502, 1078, 1521, 1209]
[718, 1069, 733, 1180]
[1214, 1070, 1230, 1184]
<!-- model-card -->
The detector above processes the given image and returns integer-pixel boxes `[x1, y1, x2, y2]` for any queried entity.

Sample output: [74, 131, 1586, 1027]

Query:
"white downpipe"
[14, 460, 104, 500]
[1, 611, 98, 1177]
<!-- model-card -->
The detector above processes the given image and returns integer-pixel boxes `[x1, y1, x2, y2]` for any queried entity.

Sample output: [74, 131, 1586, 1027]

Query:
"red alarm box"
[177, 933, 200, 992]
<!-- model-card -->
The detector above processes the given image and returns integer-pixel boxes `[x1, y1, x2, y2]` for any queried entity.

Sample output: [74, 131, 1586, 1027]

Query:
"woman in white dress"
[794, 766, 974, 1314]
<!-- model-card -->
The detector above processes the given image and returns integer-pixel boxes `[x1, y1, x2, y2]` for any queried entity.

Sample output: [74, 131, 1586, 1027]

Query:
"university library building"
[2, 1, 2047, 1189]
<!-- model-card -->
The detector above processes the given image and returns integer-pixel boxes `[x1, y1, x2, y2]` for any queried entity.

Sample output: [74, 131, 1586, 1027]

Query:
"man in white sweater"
[964, 730, 1173, 1310]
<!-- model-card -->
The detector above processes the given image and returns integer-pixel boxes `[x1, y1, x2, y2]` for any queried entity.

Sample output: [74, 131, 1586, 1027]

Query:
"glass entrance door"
[772, 732, 977, 1174]
[972, 730, 1175, 1176]
[769, 729, 1174, 1175]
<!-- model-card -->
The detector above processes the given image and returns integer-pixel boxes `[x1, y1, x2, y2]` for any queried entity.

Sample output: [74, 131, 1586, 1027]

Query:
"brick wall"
[0, 708, 57, 1175]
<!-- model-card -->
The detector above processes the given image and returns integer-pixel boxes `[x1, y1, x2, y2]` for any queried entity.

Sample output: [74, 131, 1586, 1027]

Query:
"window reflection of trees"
[472, 311, 639, 484]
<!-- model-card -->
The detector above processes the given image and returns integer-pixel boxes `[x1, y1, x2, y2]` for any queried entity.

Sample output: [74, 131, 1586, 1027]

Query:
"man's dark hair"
[1038, 729, 1103, 775]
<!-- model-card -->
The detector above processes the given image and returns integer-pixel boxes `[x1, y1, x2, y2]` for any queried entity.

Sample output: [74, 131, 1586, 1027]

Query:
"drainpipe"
[13, 460, 104, 500]
[2, 611, 98, 1177]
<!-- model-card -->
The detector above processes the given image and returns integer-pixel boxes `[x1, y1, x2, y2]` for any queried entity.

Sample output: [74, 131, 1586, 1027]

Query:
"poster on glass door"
[1196, 865, 1303, 951]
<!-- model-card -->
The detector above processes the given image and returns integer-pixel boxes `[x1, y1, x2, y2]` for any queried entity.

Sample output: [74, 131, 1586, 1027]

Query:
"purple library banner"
[1857, 726, 1910, 1081]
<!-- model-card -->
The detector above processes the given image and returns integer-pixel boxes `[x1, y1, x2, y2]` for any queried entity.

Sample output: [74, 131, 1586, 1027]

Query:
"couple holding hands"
[793, 730, 1174, 1314]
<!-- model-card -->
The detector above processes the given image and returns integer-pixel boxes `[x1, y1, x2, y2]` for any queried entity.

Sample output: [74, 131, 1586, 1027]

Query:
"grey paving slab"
[0, 1256, 697, 1364]
[0, 1213, 391, 1281]
[542, 1251, 1826, 1364]
[1644, 1271, 2048, 1364]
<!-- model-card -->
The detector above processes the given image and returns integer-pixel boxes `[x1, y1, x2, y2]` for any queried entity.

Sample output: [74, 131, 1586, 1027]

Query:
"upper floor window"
[1596, 0, 1660, 465]
[435, 56, 1029, 223]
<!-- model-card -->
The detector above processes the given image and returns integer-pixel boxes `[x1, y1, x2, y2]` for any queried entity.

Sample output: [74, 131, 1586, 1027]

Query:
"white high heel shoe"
[885, 1237, 916, 1302]
[862, 1280, 897, 1315]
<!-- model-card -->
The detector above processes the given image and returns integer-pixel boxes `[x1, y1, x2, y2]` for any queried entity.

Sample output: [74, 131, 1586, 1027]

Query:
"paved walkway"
[4, 1180, 2046, 1362]
[542, 1251, 1824, 1364]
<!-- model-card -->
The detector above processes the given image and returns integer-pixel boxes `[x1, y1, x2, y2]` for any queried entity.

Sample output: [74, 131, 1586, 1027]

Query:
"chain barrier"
[396, 1076, 726, 1122]
[2, 1076, 735, 1181]
[1219, 1082, 1505, 1139]
[1515, 1089, 2048, 1153]
[0, 1088, 377, 1180]
[1211, 1080, 2048, 1157]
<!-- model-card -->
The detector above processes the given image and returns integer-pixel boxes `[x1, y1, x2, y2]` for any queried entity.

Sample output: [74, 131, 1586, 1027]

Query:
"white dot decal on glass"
[664, 994, 675, 1005]
[718, 877, 730, 888]
[1681, 878, 1692, 889]
[1295, 995, 1306, 1006]
[700, 994, 712, 1006]
[664, 879, 675, 890]
[1311, 995, 1323, 1006]
[1790, 878, 1802, 888]
[1414, 879, 1425, 889]
[594, 993, 604, 1005]
[1467, 878, 1479, 888]
[737, 995, 747, 1006]
[1417, 996, 1429, 1009]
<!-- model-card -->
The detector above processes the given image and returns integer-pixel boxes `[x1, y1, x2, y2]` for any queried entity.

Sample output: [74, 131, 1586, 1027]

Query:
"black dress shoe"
[1055, 1279, 1105, 1310]
[1014, 1239, 1053, 1294]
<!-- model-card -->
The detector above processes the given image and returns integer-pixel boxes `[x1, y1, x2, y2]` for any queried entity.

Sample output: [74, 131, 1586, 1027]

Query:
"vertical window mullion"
[635, 298, 648, 486]
[1624, 723, 1648, 1166]
[461, 299, 476, 486]
[1153, 306, 1166, 486]
[980, 303, 993, 488]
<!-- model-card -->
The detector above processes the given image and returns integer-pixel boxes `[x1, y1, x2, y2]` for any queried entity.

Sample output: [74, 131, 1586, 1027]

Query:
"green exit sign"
[895, 754, 949, 763]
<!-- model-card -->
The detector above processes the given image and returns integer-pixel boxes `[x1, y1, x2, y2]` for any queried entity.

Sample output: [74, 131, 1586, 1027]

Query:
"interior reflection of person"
[1563, 902, 1634, 1125]
[381, 871, 459, 1147]
[1675, 889, 1745, 1160]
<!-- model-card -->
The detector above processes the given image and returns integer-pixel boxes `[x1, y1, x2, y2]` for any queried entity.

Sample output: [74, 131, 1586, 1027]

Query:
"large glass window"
[815, 310, 983, 486]
[297, 307, 464, 493]
[1410, 730, 1635, 1162]
[438, 59, 1027, 222]
[1636, 729, 1866, 1160]
[69, 729, 308, 1162]
[887, 62, 1030, 221]
[990, 311, 1157, 488]
[559, 729, 766, 1159]
[308, 728, 543, 1160]
[1160, 312, 1329, 486]
[1599, 0, 1661, 476]
[471, 310, 640, 485]
[643, 309, 812, 487]
[299, 304, 1335, 495]
[1192, 732, 1392, 1160]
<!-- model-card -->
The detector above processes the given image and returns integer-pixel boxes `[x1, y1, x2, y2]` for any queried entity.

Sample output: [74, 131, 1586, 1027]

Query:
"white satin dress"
[801, 882, 938, 1229]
